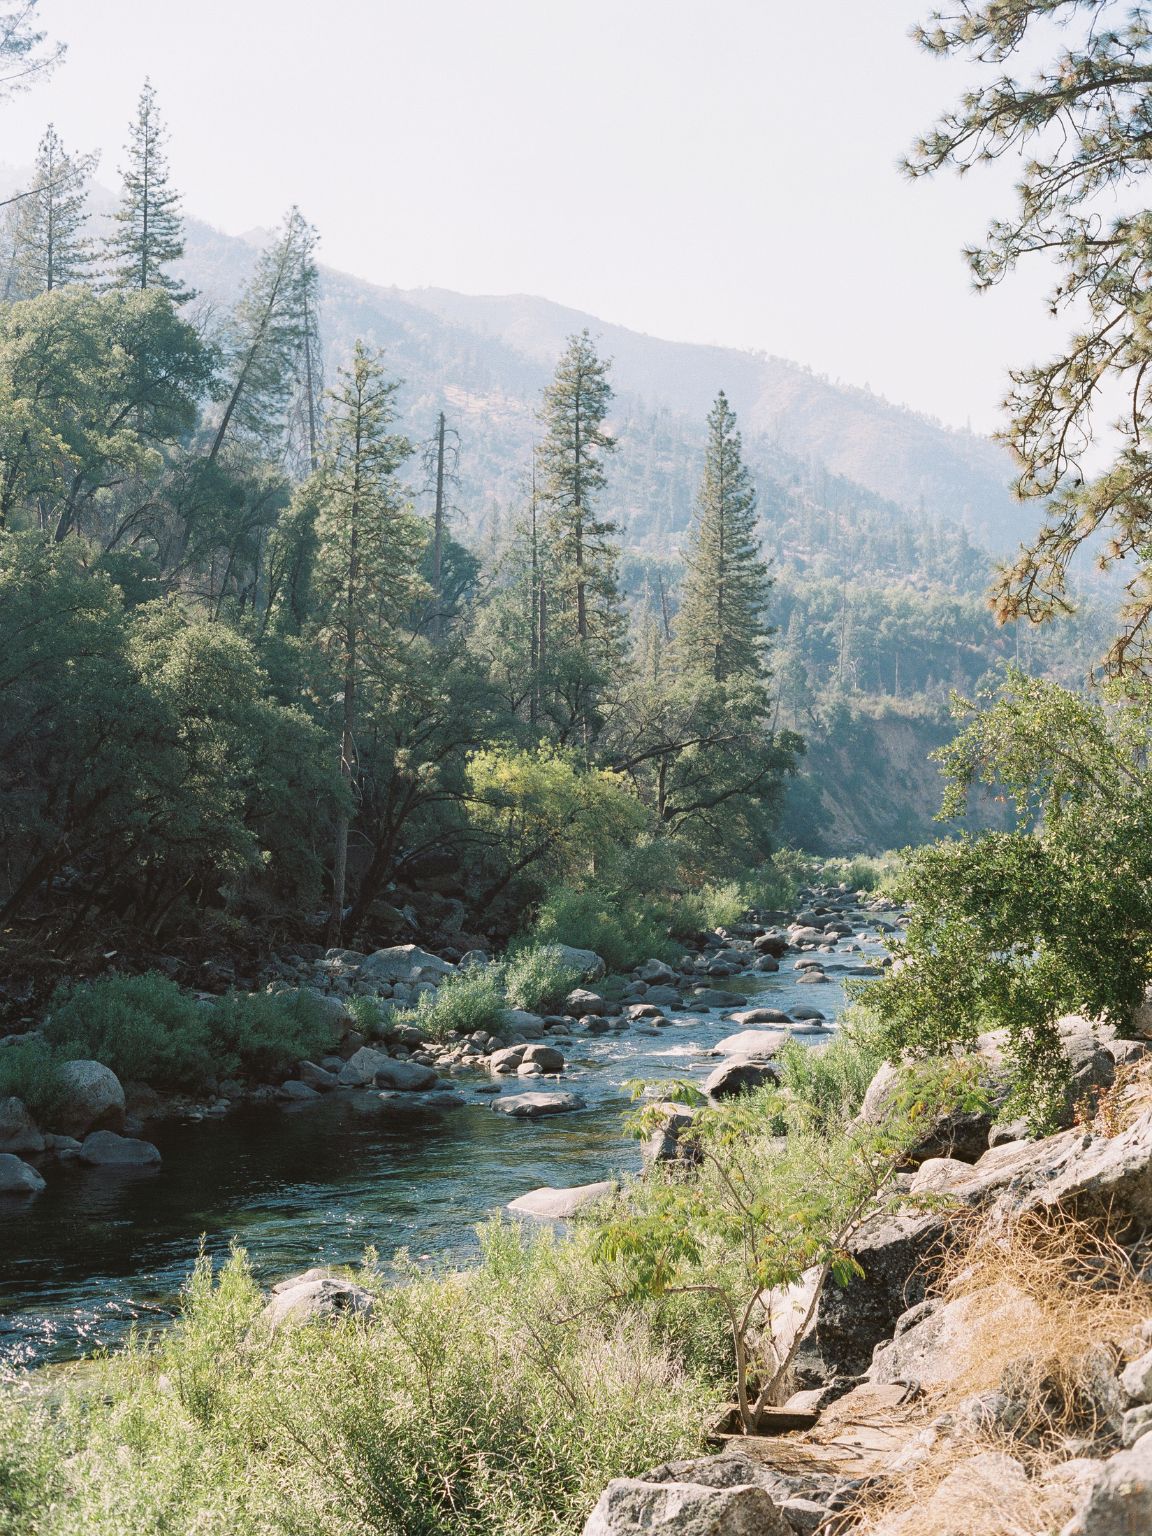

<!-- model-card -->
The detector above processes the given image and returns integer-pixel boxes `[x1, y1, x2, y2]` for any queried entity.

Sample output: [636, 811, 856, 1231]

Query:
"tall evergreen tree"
[9, 123, 97, 296]
[307, 342, 425, 941]
[536, 329, 625, 738]
[104, 80, 191, 302]
[675, 391, 772, 682]
[209, 206, 319, 467]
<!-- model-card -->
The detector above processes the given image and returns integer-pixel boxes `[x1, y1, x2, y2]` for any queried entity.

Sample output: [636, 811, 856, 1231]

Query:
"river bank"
[0, 892, 898, 1368]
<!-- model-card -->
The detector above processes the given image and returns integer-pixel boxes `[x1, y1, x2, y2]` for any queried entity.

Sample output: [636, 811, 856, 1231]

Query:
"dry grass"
[845, 1204, 1152, 1535]
[1091, 1053, 1152, 1136]
[848, 1437, 1094, 1536]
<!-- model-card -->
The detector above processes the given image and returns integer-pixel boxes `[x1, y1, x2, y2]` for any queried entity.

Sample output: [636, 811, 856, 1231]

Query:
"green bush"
[44, 973, 333, 1091]
[0, 1228, 714, 1536]
[44, 973, 216, 1091]
[0, 1038, 67, 1121]
[205, 990, 331, 1080]
[533, 886, 676, 972]
[400, 964, 508, 1041]
[503, 944, 580, 1013]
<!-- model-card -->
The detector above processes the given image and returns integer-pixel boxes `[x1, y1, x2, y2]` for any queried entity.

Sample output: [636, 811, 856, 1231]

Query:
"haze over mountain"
[180, 214, 1033, 558]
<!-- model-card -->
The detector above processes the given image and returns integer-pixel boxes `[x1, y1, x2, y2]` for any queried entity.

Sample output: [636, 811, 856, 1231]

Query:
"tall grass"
[0, 1228, 715, 1536]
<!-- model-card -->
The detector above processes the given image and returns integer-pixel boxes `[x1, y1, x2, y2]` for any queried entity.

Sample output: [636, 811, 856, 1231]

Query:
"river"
[0, 921, 891, 1369]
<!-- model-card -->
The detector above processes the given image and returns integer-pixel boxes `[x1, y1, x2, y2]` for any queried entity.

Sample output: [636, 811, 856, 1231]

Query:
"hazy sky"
[2, 0, 1061, 433]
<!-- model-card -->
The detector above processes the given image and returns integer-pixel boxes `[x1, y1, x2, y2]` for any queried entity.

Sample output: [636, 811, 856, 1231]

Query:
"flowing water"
[0, 928, 890, 1368]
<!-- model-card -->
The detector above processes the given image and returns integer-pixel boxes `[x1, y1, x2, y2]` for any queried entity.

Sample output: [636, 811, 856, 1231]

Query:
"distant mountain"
[179, 218, 1033, 556]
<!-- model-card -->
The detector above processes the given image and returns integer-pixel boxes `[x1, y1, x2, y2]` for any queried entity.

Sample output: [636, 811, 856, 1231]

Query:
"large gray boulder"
[566, 988, 606, 1016]
[552, 945, 606, 982]
[260, 1276, 375, 1332]
[1060, 1435, 1152, 1535]
[337, 1046, 392, 1086]
[582, 1476, 789, 1536]
[372, 1058, 438, 1092]
[0, 1152, 45, 1194]
[521, 1043, 564, 1073]
[637, 959, 676, 985]
[491, 1091, 585, 1118]
[703, 1059, 780, 1100]
[303, 989, 353, 1042]
[713, 1028, 788, 1059]
[79, 1130, 161, 1167]
[809, 1208, 948, 1380]
[507, 1181, 615, 1219]
[53, 1060, 125, 1139]
[359, 945, 454, 982]
[642, 1102, 700, 1168]
[0, 1096, 44, 1154]
[728, 1008, 792, 1027]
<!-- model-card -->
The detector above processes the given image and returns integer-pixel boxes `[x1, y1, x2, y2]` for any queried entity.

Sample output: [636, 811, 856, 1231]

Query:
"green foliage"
[45, 973, 215, 1091]
[675, 391, 771, 683]
[0, 1038, 66, 1121]
[45, 973, 330, 1091]
[503, 945, 580, 1014]
[0, 1230, 714, 1536]
[400, 965, 508, 1042]
[907, 1, 1152, 676]
[862, 670, 1152, 1126]
[774, 1028, 883, 1132]
[600, 1056, 943, 1431]
[817, 851, 903, 895]
[533, 885, 677, 973]
[103, 80, 191, 301]
[205, 990, 331, 1082]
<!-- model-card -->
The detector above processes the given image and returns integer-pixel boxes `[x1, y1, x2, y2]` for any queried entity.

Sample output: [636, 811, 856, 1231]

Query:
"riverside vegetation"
[10, 2, 1152, 1534]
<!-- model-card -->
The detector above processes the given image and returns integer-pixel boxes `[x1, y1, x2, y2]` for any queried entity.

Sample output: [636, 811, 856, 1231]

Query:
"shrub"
[774, 1026, 884, 1132]
[0, 1037, 67, 1122]
[503, 945, 580, 1013]
[0, 1228, 714, 1536]
[533, 886, 676, 972]
[205, 990, 331, 1080]
[44, 973, 334, 1091]
[44, 973, 215, 1091]
[400, 964, 508, 1041]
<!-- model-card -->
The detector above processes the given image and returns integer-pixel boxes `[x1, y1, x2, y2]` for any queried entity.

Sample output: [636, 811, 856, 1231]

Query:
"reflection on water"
[0, 943, 880, 1367]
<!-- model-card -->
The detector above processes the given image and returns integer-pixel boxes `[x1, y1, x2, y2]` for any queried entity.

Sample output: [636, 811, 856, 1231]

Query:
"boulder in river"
[0, 1152, 45, 1194]
[704, 1059, 781, 1099]
[636, 959, 676, 985]
[0, 1096, 44, 1154]
[79, 1130, 161, 1167]
[507, 1180, 616, 1219]
[491, 1091, 585, 1119]
[728, 1008, 792, 1027]
[373, 1058, 438, 1092]
[337, 1046, 392, 1086]
[53, 1060, 125, 1139]
[566, 988, 606, 1016]
[713, 1028, 789, 1059]
[521, 1043, 564, 1073]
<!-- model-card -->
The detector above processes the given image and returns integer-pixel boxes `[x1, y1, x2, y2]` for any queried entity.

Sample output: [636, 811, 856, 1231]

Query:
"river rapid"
[0, 917, 893, 1370]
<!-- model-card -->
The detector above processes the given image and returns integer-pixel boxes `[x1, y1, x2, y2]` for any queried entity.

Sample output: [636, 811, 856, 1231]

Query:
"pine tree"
[535, 329, 625, 737]
[104, 80, 191, 301]
[675, 391, 772, 683]
[308, 342, 425, 941]
[209, 206, 319, 467]
[9, 123, 97, 296]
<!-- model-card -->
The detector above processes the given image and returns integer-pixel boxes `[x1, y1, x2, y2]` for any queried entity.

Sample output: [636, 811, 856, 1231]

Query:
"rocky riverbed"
[0, 891, 897, 1366]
